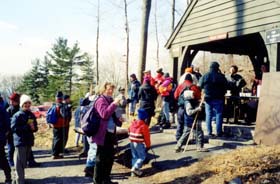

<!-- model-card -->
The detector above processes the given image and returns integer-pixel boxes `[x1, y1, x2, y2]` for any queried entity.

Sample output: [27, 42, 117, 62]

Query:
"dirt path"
[1, 128, 246, 184]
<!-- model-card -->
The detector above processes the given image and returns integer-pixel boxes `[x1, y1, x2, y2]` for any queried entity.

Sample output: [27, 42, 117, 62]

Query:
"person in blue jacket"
[0, 93, 12, 184]
[11, 94, 38, 184]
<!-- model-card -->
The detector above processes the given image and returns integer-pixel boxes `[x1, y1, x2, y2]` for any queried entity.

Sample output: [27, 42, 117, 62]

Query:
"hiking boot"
[28, 161, 41, 167]
[174, 146, 182, 153]
[84, 166, 94, 177]
[131, 168, 143, 177]
[5, 178, 12, 184]
[162, 123, 171, 129]
[208, 134, 216, 139]
[52, 155, 63, 159]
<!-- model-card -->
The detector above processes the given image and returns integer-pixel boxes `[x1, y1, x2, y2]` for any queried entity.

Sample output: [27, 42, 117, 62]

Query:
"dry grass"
[147, 145, 280, 184]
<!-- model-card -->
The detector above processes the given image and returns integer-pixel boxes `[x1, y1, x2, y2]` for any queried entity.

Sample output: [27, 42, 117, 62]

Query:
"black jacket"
[138, 82, 157, 116]
[199, 65, 228, 101]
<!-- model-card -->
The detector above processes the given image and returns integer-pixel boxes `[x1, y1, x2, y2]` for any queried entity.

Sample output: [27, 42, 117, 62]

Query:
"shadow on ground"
[26, 176, 92, 184]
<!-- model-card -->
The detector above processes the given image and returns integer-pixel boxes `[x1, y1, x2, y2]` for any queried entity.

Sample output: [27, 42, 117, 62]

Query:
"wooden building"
[165, 0, 280, 81]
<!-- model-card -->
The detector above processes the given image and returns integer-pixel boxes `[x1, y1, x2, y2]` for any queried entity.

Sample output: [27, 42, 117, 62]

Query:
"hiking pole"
[183, 99, 204, 153]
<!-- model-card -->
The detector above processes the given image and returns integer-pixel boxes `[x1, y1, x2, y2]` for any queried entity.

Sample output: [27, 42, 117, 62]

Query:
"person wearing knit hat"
[20, 94, 32, 108]
[198, 60, 227, 138]
[6, 93, 21, 168]
[128, 108, 151, 177]
[128, 73, 141, 116]
[11, 94, 38, 184]
[9, 93, 20, 103]
[137, 108, 148, 120]
[178, 66, 198, 85]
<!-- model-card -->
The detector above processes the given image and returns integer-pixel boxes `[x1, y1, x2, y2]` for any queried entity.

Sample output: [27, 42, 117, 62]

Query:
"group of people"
[0, 60, 251, 184]
[0, 93, 40, 184]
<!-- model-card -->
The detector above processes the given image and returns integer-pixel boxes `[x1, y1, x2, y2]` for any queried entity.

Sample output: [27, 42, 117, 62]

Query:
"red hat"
[9, 93, 20, 102]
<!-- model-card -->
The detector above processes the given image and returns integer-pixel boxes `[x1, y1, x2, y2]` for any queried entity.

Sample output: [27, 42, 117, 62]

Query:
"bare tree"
[96, 0, 100, 85]
[124, 0, 129, 90]
[171, 0, 175, 31]
[154, 0, 159, 68]
[138, 0, 152, 81]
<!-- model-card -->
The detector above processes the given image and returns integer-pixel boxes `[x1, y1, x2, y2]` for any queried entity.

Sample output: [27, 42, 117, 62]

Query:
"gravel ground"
[1, 126, 250, 184]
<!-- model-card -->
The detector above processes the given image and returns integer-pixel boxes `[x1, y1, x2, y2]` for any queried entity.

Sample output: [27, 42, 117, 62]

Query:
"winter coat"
[7, 105, 20, 118]
[226, 73, 246, 96]
[128, 119, 151, 148]
[198, 66, 228, 101]
[128, 79, 141, 101]
[159, 77, 173, 97]
[138, 82, 158, 117]
[11, 109, 38, 147]
[92, 95, 121, 146]
[53, 103, 72, 128]
[0, 103, 10, 145]
[184, 100, 202, 127]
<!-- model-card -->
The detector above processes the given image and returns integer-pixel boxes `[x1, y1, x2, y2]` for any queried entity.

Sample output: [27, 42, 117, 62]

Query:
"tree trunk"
[171, 0, 175, 31]
[154, 0, 159, 68]
[96, 0, 100, 85]
[138, 0, 152, 81]
[124, 0, 129, 91]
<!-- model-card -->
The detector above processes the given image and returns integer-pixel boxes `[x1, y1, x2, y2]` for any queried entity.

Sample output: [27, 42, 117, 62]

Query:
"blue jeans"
[205, 99, 224, 135]
[86, 137, 97, 167]
[130, 142, 146, 170]
[175, 106, 185, 141]
[162, 101, 170, 122]
[6, 134, 15, 167]
[129, 99, 137, 114]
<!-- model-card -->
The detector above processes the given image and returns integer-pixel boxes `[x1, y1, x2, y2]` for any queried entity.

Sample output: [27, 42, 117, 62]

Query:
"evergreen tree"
[17, 59, 42, 104]
[80, 53, 94, 91]
[47, 37, 84, 96]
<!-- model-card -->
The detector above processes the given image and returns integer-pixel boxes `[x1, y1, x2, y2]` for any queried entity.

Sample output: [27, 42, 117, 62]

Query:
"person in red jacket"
[128, 108, 151, 177]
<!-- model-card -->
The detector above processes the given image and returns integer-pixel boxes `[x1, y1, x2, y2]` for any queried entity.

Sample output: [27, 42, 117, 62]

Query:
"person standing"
[7, 93, 40, 168]
[226, 65, 246, 96]
[50, 91, 71, 159]
[174, 85, 207, 152]
[198, 61, 227, 138]
[0, 93, 12, 184]
[174, 74, 201, 141]
[128, 108, 151, 177]
[158, 73, 173, 129]
[226, 65, 246, 123]
[138, 77, 158, 126]
[128, 74, 141, 116]
[11, 94, 38, 184]
[92, 82, 123, 184]
[6, 93, 20, 167]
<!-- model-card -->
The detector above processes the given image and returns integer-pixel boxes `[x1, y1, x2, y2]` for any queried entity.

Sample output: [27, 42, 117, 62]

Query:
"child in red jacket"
[128, 108, 151, 177]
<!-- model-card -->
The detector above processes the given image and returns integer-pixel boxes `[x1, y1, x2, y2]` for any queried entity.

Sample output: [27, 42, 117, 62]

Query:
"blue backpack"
[46, 104, 58, 124]
[80, 96, 101, 137]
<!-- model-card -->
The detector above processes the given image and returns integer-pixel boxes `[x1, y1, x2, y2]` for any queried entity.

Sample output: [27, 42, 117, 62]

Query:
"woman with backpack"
[91, 82, 124, 184]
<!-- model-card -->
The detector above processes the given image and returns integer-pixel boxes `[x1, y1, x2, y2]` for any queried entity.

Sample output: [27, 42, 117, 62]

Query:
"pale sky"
[0, 0, 186, 76]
